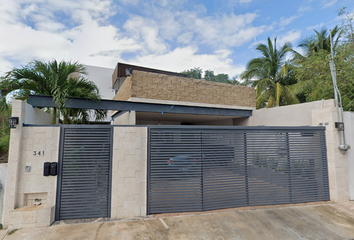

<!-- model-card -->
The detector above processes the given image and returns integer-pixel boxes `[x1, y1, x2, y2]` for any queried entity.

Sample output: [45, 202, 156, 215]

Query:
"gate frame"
[55, 125, 114, 221]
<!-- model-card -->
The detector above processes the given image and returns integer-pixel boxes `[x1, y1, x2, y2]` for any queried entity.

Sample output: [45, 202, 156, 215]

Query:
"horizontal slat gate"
[58, 128, 111, 220]
[148, 127, 329, 214]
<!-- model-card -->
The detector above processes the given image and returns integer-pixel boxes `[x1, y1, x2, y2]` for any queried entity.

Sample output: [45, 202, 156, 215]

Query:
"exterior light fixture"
[8, 117, 19, 128]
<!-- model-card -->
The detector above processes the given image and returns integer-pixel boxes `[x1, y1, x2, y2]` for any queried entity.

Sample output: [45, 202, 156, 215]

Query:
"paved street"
[2, 202, 354, 240]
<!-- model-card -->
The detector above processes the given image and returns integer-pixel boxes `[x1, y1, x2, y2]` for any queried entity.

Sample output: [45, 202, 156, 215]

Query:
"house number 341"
[33, 151, 44, 156]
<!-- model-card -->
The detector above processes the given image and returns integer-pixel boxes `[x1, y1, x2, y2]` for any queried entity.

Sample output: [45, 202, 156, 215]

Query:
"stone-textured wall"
[2, 100, 60, 228]
[111, 127, 147, 218]
[113, 75, 132, 101]
[114, 70, 255, 107]
[15, 127, 60, 208]
[4, 126, 60, 229]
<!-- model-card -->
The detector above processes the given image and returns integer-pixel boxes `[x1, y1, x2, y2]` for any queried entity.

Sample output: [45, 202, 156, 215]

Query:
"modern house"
[0, 62, 352, 229]
[110, 63, 255, 125]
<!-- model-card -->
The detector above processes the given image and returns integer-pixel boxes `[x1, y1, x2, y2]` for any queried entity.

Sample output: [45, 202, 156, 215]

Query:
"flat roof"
[114, 62, 187, 78]
[112, 62, 187, 87]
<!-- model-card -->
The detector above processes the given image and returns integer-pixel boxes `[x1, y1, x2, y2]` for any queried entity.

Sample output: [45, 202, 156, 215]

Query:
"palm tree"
[1, 60, 106, 124]
[298, 26, 343, 56]
[241, 37, 299, 108]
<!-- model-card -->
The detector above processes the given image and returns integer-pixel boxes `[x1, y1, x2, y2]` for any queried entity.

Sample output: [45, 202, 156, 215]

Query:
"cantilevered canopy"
[27, 95, 252, 117]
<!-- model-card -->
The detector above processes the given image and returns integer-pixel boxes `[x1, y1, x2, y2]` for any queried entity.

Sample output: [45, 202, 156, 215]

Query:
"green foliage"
[1, 60, 106, 124]
[181, 68, 243, 85]
[298, 26, 343, 56]
[241, 37, 299, 108]
[0, 135, 10, 153]
[181, 67, 203, 79]
[293, 44, 354, 111]
[204, 70, 236, 84]
[0, 89, 10, 155]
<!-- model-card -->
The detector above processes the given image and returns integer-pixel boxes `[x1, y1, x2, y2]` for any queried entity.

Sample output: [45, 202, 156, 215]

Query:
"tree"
[337, 7, 354, 43]
[241, 37, 299, 108]
[204, 70, 233, 84]
[181, 68, 244, 85]
[181, 67, 203, 79]
[0, 86, 11, 157]
[298, 26, 343, 56]
[1, 60, 106, 124]
[293, 46, 354, 111]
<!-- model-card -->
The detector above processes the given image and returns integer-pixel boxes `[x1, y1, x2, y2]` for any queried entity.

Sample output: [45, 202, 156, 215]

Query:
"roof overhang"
[27, 95, 252, 118]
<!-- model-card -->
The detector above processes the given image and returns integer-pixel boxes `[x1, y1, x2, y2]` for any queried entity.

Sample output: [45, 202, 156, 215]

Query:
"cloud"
[239, 0, 253, 3]
[279, 15, 301, 27]
[306, 23, 325, 31]
[0, 0, 142, 72]
[133, 47, 245, 77]
[151, 10, 270, 49]
[298, 6, 311, 12]
[278, 30, 302, 46]
[0, 0, 271, 78]
[321, 0, 337, 9]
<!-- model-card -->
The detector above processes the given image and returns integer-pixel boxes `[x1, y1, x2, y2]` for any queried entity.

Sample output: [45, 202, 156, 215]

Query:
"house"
[0, 62, 352, 229]
[85, 62, 255, 125]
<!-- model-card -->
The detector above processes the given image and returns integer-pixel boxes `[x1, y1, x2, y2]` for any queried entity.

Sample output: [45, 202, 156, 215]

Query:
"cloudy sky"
[1, 0, 353, 78]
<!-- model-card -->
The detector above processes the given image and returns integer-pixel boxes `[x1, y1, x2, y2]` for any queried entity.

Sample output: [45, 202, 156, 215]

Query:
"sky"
[1, 0, 353, 78]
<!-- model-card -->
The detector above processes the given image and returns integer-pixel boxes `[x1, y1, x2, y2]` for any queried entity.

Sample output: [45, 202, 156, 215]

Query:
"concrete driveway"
[2, 202, 354, 240]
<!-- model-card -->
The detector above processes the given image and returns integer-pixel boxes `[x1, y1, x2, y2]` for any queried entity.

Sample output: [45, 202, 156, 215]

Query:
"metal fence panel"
[58, 127, 112, 220]
[148, 127, 329, 214]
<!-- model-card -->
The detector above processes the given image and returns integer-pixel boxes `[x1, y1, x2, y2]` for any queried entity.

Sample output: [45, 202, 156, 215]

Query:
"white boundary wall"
[1, 99, 352, 229]
[344, 112, 354, 200]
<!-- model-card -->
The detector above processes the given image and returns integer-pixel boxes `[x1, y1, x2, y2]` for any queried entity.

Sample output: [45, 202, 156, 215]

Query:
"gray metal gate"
[56, 126, 112, 220]
[148, 126, 329, 214]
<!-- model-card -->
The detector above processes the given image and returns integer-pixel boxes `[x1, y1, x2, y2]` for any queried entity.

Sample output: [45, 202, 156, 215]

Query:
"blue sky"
[0, 0, 353, 78]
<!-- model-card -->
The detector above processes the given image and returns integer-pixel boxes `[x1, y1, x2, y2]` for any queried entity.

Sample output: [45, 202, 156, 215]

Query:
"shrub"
[0, 134, 10, 153]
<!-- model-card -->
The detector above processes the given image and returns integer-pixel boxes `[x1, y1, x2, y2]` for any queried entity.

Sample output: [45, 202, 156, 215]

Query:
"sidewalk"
[2, 202, 354, 240]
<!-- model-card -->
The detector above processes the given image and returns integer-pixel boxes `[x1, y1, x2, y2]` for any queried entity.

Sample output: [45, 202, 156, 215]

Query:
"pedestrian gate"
[56, 126, 112, 220]
[148, 127, 329, 214]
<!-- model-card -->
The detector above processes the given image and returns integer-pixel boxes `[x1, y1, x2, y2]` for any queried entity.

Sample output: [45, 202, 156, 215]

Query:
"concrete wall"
[24, 104, 52, 125]
[344, 112, 354, 200]
[0, 164, 7, 223]
[114, 70, 255, 108]
[84, 65, 115, 100]
[111, 127, 147, 219]
[311, 108, 349, 202]
[113, 111, 136, 125]
[245, 100, 335, 126]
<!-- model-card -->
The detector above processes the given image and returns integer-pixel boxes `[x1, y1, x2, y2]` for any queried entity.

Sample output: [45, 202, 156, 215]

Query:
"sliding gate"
[148, 127, 329, 214]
